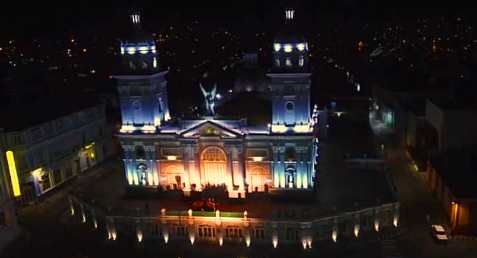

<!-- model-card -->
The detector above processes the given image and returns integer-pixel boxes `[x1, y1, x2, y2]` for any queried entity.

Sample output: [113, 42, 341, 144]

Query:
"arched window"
[200, 146, 227, 186]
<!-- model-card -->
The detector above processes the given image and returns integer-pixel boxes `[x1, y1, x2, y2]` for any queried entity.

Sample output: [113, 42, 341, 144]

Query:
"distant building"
[115, 10, 318, 199]
[425, 99, 477, 151]
[427, 148, 477, 236]
[0, 97, 113, 203]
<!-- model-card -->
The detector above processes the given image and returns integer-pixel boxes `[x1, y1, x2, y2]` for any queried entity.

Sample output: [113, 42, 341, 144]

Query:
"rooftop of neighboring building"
[399, 98, 427, 116]
[430, 147, 477, 199]
[428, 97, 477, 111]
[0, 94, 102, 132]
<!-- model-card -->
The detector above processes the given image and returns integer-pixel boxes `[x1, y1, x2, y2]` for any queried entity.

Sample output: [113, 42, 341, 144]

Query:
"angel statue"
[199, 83, 217, 116]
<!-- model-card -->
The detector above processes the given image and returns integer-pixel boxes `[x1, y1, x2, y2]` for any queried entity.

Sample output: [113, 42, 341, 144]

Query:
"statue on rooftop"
[199, 83, 217, 116]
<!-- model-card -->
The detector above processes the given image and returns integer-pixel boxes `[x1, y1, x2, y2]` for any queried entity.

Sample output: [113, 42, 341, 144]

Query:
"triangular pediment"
[179, 120, 243, 138]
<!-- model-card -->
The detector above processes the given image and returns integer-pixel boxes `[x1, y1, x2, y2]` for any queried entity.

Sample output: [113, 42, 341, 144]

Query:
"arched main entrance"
[200, 146, 227, 186]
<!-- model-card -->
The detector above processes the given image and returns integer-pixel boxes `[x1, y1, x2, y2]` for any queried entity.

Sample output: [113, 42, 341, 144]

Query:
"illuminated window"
[284, 44, 293, 53]
[285, 9, 295, 20]
[127, 47, 136, 55]
[131, 14, 141, 24]
[138, 46, 148, 54]
[200, 147, 227, 186]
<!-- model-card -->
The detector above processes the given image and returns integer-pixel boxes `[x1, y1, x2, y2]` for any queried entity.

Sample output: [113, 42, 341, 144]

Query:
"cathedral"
[115, 9, 319, 198]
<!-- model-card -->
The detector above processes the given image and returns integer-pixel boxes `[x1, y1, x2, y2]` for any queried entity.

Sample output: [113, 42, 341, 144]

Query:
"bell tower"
[114, 10, 171, 133]
[267, 8, 311, 133]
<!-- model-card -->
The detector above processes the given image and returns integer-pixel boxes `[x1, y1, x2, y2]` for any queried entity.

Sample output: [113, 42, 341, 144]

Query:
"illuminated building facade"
[0, 99, 112, 202]
[116, 10, 318, 198]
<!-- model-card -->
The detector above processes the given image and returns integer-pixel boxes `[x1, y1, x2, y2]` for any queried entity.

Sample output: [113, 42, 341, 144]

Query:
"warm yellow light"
[166, 155, 177, 161]
[393, 214, 399, 227]
[31, 168, 43, 179]
[354, 224, 360, 238]
[154, 116, 161, 127]
[120, 124, 135, 133]
[294, 124, 312, 133]
[188, 209, 193, 217]
[243, 210, 248, 219]
[271, 124, 288, 133]
[374, 219, 380, 232]
[284, 44, 292, 53]
[163, 232, 169, 244]
[189, 234, 195, 245]
[216, 210, 220, 218]
[272, 236, 278, 248]
[137, 230, 143, 243]
[219, 236, 223, 246]
[6, 151, 21, 197]
[84, 142, 95, 150]
[153, 172, 159, 186]
[302, 174, 308, 189]
[246, 236, 251, 247]
[90, 152, 95, 159]
[413, 164, 419, 171]
[296, 43, 306, 51]
[142, 125, 156, 133]
[307, 238, 312, 249]
[127, 171, 134, 185]
[251, 156, 263, 162]
[302, 239, 307, 250]
[332, 229, 338, 242]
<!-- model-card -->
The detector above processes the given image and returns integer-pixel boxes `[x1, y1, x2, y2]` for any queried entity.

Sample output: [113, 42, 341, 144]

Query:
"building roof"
[430, 147, 477, 199]
[0, 95, 101, 132]
[429, 97, 477, 111]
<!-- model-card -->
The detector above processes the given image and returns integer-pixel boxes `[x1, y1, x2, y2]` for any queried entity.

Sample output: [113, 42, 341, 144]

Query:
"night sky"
[1, 0, 474, 38]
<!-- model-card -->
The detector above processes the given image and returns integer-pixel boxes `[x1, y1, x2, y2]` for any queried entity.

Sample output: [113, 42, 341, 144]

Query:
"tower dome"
[271, 8, 309, 73]
[119, 10, 159, 74]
